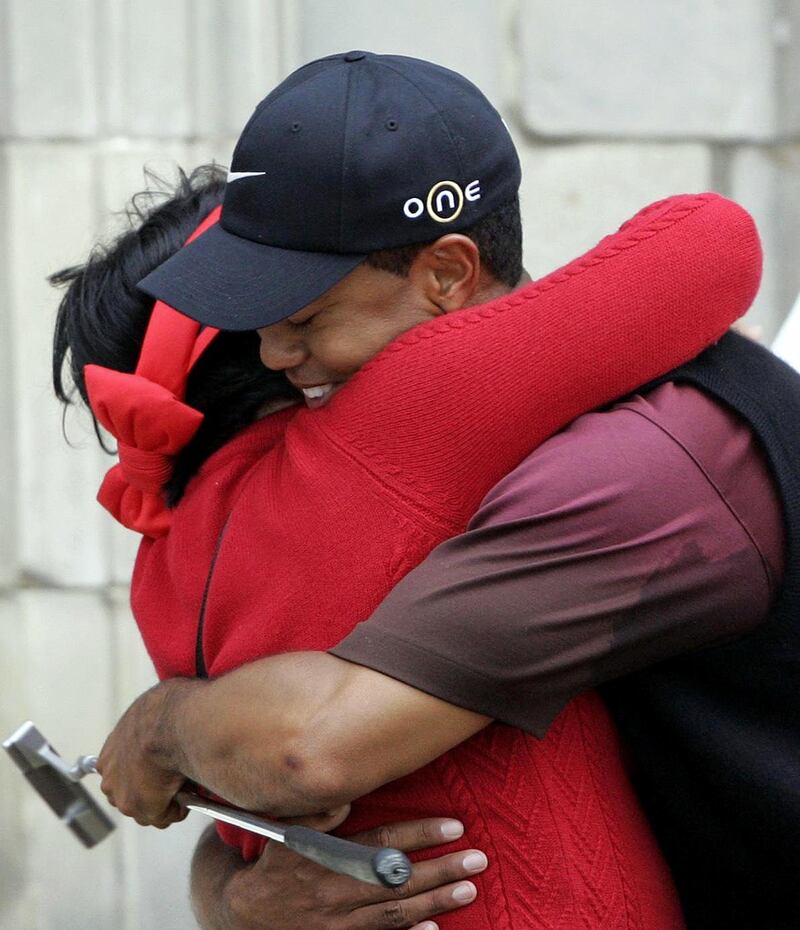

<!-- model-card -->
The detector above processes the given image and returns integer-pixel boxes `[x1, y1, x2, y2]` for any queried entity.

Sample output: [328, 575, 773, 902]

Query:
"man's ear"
[407, 234, 482, 313]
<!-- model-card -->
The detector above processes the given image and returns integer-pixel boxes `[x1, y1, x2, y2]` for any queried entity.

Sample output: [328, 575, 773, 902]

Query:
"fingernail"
[462, 852, 488, 872]
[418, 924, 438, 930]
[441, 820, 464, 840]
[452, 882, 477, 903]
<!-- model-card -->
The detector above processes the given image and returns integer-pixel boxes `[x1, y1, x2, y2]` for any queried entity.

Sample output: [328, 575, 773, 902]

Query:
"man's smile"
[291, 381, 341, 408]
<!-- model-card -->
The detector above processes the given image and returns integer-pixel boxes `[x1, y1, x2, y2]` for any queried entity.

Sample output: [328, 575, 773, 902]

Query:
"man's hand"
[192, 814, 487, 930]
[96, 680, 192, 827]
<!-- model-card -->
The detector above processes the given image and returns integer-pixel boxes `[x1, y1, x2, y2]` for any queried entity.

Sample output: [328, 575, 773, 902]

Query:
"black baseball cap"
[138, 51, 521, 330]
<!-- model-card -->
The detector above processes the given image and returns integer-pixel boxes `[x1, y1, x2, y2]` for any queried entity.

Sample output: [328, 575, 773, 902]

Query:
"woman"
[53, 166, 760, 928]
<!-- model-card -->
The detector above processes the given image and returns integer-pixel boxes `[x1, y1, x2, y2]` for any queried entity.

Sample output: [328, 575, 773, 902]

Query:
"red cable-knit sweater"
[132, 195, 761, 929]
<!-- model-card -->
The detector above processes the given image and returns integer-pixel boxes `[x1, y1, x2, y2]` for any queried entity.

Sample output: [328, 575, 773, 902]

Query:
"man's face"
[257, 263, 438, 408]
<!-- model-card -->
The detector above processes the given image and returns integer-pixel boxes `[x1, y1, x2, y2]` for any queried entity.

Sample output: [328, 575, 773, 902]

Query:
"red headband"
[84, 206, 222, 538]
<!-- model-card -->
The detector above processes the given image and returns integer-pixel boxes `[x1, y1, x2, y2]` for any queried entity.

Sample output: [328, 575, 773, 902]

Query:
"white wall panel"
[6, 0, 98, 138]
[518, 142, 712, 280]
[110, 586, 207, 930]
[191, 0, 283, 135]
[99, 0, 281, 139]
[1, 590, 120, 930]
[772, 293, 800, 371]
[731, 145, 800, 341]
[0, 152, 17, 588]
[299, 0, 506, 106]
[520, 0, 778, 140]
[0, 594, 36, 930]
[100, 0, 281, 139]
[775, 0, 800, 138]
[7, 143, 110, 586]
[0, 2, 12, 138]
[99, 0, 193, 137]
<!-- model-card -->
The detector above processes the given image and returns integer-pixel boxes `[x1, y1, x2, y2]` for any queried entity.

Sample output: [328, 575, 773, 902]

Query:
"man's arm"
[332, 383, 784, 733]
[98, 383, 782, 826]
[97, 652, 489, 824]
[191, 823, 243, 928]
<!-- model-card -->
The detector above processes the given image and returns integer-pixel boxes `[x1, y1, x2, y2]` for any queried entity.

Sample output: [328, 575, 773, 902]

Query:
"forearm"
[159, 652, 347, 814]
[148, 651, 487, 816]
[191, 824, 243, 929]
[173, 653, 345, 816]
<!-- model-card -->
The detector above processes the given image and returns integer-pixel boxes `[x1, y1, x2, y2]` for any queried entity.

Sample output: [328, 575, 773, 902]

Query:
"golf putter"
[3, 721, 411, 888]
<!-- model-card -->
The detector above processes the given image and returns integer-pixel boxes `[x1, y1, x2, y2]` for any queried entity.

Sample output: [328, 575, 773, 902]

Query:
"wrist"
[142, 677, 201, 773]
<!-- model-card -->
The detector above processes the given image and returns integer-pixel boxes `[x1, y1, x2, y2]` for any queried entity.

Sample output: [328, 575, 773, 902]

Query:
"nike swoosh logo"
[227, 171, 267, 182]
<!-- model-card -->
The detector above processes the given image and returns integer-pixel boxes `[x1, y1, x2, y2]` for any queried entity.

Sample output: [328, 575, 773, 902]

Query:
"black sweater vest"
[602, 331, 800, 929]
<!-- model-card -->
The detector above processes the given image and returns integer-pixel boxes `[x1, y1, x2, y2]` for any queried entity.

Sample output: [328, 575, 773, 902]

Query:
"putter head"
[3, 721, 115, 848]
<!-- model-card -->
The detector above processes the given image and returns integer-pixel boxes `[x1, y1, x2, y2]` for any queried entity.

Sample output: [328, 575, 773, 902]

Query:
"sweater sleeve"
[307, 194, 762, 528]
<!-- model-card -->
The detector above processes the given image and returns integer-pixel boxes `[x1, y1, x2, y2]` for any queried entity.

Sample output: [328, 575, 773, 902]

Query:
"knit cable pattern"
[311, 193, 761, 532]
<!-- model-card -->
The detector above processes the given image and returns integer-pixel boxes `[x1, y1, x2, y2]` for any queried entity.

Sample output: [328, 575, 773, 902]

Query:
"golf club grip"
[283, 825, 412, 888]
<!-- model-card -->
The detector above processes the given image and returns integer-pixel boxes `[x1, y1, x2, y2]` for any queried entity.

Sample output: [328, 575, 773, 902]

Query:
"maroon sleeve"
[330, 384, 785, 737]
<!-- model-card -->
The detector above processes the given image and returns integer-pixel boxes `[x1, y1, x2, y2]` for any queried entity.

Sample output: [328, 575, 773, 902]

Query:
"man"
[99, 51, 797, 930]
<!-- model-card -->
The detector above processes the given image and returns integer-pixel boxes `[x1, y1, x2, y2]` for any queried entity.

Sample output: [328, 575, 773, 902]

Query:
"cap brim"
[137, 222, 367, 330]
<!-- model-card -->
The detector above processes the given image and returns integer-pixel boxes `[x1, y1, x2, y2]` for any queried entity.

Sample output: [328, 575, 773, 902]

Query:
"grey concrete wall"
[1, 2, 798, 928]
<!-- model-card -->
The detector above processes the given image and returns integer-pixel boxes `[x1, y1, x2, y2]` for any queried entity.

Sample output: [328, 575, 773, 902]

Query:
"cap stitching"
[339, 64, 356, 252]
[236, 58, 341, 139]
[375, 60, 466, 178]
[228, 64, 340, 176]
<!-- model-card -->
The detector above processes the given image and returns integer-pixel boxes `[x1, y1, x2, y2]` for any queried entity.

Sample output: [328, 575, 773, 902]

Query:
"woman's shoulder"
[191, 406, 296, 486]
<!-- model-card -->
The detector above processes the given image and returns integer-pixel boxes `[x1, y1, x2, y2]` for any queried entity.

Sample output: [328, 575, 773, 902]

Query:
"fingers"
[324, 847, 488, 910]
[389, 849, 488, 898]
[348, 818, 465, 853]
[120, 800, 186, 829]
[351, 878, 480, 930]
[154, 798, 190, 829]
[338, 849, 489, 904]
[100, 782, 186, 829]
[249, 830, 488, 930]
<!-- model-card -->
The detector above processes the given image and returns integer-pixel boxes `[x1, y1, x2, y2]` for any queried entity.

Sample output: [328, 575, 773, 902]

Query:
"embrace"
[52, 52, 798, 930]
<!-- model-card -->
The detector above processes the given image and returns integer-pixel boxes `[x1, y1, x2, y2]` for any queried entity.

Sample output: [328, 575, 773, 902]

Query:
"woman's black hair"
[51, 164, 300, 506]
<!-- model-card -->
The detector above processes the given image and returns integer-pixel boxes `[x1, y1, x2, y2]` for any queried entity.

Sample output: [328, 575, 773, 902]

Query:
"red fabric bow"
[85, 367, 205, 536]
[85, 206, 221, 538]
